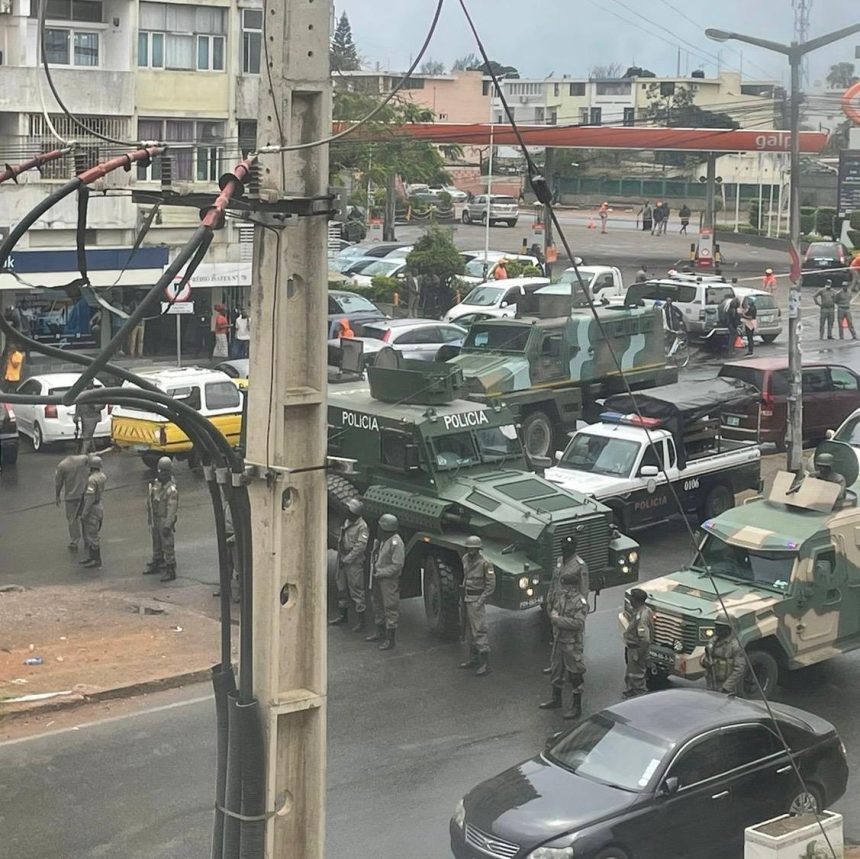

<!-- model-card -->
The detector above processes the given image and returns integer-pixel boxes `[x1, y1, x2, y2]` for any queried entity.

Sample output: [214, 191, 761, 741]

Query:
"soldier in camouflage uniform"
[143, 456, 180, 583]
[458, 535, 496, 677]
[365, 514, 404, 652]
[77, 454, 107, 569]
[701, 613, 746, 695]
[541, 568, 588, 719]
[329, 497, 369, 631]
[623, 587, 653, 698]
[813, 281, 836, 339]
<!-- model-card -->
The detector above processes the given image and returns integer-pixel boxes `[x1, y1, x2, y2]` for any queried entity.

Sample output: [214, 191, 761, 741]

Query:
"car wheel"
[522, 409, 554, 459]
[788, 784, 823, 816]
[742, 648, 780, 698]
[32, 422, 47, 452]
[701, 484, 733, 521]
[761, 335, 778, 344]
[423, 552, 461, 640]
[461, 210, 471, 224]
[508, 220, 518, 228]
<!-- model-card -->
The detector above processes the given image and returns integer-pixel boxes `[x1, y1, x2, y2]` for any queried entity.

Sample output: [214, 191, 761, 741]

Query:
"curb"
[2, 666, 214, 722]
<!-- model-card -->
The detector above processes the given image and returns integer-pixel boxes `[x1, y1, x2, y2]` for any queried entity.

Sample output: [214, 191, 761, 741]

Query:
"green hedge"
[800, 213, 816, 234]
[848, 230, 860, 250]
[814, 207, 837, 238]
[850, 211, 860, 231]
[349, 276, 400, 304]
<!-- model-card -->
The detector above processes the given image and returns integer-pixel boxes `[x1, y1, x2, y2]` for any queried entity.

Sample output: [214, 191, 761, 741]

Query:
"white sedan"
[14, 373, 110, 451]
[350, 258, 407, 287]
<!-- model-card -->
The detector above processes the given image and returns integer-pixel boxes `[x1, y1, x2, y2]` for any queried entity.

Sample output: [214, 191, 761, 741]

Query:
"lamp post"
[707, 23, 860, 472]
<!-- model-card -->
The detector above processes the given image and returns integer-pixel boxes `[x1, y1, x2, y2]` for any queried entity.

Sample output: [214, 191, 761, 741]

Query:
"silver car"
[328, 319, 468, 368]
[461, 194, 519, 227]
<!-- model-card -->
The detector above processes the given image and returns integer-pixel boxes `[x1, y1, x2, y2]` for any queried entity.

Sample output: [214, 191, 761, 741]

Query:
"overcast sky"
[336, 1, 859, 87]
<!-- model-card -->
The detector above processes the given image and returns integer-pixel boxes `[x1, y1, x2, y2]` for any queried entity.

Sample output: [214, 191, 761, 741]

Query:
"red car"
[719, 357, 860, 450]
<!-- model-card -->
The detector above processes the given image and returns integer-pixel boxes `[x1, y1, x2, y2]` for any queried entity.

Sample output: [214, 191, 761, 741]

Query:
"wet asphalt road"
[1, 225, 859, 857]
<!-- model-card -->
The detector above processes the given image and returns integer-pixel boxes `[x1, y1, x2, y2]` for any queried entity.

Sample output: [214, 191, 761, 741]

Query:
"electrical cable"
[459, 2, 840, 854]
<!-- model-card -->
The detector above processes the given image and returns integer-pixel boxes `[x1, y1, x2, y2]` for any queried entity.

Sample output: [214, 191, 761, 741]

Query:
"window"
[540, 334, 562, 358]
[549, 109, 558, 125]
[381, 431, 419, 471]
[569, 82, 586, 96]
[401, 77, 425, 90]
[28, 113, 129, 178]
[579, 107, 589, 124]
[720, 726, 781, 772]
[595, 81, 631, 96]
[168, 385, 202, 411]
[830, 367, 858, 391]
[802, 367, 831, 394]
[535, 107, 545, 123]
[623, 107, 635, 127]
[138, 2, 225, 71]
[135, 118, 225, 182]
[205, 381, 241, 410]
[242, 8, 262, 74]
[31, 0, 102, 21]
[589, 107, 602, 126]
[668, 733, 724, 788]
[238, 119, 257, 157]
[394, 327, 441, 345]
[641, 442, 663, 471]
[44, 27, 99, 66]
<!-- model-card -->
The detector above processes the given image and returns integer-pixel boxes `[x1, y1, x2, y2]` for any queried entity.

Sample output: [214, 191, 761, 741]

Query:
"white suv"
[461, 194, 519, 227]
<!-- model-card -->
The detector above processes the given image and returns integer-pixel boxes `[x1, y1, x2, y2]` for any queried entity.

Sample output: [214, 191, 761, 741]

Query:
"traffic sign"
[161, 301, 195, 315]
[164, 277, 192, 303]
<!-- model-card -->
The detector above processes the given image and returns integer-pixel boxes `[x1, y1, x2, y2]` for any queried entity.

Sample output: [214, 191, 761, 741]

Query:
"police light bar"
[599, 411, 664, 429]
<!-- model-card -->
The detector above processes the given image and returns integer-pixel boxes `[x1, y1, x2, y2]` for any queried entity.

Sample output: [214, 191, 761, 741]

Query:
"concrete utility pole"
[707, 22, 860, 473]
[245, 0, 331, 855]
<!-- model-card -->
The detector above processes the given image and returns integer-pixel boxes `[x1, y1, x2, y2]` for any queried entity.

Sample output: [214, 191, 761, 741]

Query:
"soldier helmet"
[87, 454, 103, 469]
[157, 456, 174, 473]
[714, 612, 734, 635]
[825, 279, 833, 288]
[464, 535, 482, 550]
[816, 453, 834, 469]
[378, 513, 399, 533]
[561, 535, 577, 558]
[346, 498, 363, 517]
[629, 587, 648, 605]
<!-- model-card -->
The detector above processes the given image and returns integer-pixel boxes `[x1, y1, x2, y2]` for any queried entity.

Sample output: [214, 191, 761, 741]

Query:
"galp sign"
[754, 132, 791, 151]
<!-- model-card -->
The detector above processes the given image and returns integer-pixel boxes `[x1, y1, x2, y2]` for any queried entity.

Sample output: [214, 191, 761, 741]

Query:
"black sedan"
[802, 241, 851, 287]
[450, 690, 847, 859]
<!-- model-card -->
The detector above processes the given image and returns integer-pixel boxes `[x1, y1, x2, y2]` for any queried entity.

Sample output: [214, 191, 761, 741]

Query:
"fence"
[558, 176, 779, 202]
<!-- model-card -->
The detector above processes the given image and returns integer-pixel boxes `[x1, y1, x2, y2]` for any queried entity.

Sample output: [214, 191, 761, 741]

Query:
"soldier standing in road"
[623, 588, 653, 698]
[541, 568, 588, 719]
[365, 514, 404, 651]
[814, 280, 836, 339]
[836, 282, 857, 340]
[329, 497, 369, 631]
[74, 381, 102, 453]
[701, 613, 746, 695]
[77, 454, 106, 569]
[55, 453, 89, 551]
[541, 537, 589, 701]
[458, 536, 496, 677]
[143, 456, 180, 582]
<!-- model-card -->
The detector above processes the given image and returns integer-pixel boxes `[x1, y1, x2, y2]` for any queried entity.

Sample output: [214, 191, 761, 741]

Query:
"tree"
[642, 83, 738, 129]
[406, 226, 465, 286]
[590, 63, 623, 79]
[420, 58, 446, 75]
[330, 12, 360, 72]
[826, 62, 859, 90]
[451, 53, 481, 72]
[624, 66, 656, 78]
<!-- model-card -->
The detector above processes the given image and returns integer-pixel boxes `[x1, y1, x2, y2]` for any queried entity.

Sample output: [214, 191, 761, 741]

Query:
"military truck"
[449, 303, 677, 459]
[621, 440, 860, 695]
[328, 355, 640, 638]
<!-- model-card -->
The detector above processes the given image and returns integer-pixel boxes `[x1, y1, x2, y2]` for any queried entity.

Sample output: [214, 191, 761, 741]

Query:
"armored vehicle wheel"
[423, 552, 461, 640]
[701, 484, 733, 521]
[327, 473, 360, 513]
[741, 648, 779, 698]
[522, 410, 554, 459]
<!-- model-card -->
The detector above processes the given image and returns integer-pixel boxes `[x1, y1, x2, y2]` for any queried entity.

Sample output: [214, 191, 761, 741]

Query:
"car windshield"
[699, 534, 795, 590]
[463, 323, 529, 352]
[558, 268, 599, 284]
[559, 433, 641, 477]
[808, 243, 841, 256]
[432, 425, 522, 470]
[492, 196, 518, 205]
[834, 414, 860, 446]
[475, 425, 522, 461]
[462, 284, 504, 305]
[548, 714, 670, 792]
[432, 431, 479, 470]
[361, 260, 401, 276]
[746, 294, 776, 310]
[464, 260, 500, 279]
[334, 293, 378, 313]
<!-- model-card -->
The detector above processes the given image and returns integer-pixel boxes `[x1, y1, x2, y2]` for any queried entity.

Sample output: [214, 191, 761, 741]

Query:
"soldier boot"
[143, 558, 163, 575]
[328, 606, 349, 626]
[378, 628, 396, 651]
[82, 548, 102, 569]
[79, 548, 94, 566]
[365, 624, 384, 643]
[160, 564, 177, 583]
[350, 611, 365, 633]
[459, 647, 478, 669]
[538, 686, 562, 709]
[475, 652, 491, 677]
[563, 692, 582, 721]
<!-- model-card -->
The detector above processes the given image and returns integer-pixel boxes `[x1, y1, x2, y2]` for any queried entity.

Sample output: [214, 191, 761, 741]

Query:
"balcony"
[0, 66, 134, 115]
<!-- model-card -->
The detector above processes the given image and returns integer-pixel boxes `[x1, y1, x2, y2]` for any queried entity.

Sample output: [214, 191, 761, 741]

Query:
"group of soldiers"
[54, 452, 180, 580]
[814, 279, 857, 340]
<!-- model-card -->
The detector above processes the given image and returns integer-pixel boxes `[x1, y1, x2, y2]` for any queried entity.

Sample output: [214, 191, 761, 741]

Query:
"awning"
[0, 269, 165, 291]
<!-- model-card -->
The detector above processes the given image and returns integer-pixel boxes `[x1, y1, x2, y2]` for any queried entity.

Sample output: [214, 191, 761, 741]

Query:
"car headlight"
[519, 576, 530, 590]
[452, 799, 466, 829]
[528, 847, 574, 858]
[700, 626, 715, 642]
[628, 551, 639, 564]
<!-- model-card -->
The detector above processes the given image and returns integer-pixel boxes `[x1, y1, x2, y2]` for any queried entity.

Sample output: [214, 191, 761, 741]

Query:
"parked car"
[350, 258, 408, 287]
[328, 290, 387, 338]
[451, 689, 848, 859]
[731, 286, 782, 344]
[13, 373, 110, 452]
[802, 241, 851, 288]
[444, 277, 550, 323]
[719, 357, 860, 450]
[0, 401, 18, 466]
[428, 184, 468, 203]
[461, 194, 520, 227]
[330, 243, 411, 272]
[458, 252, 542, 286]
[328, 319, 468, 368]
[538, 266, 625, 306]
[213, 359, 249, 390]
[625, 278, 736, 338]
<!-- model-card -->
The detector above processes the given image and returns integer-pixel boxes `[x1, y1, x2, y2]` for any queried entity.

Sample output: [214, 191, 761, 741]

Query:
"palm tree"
[825, 62, 858, 90]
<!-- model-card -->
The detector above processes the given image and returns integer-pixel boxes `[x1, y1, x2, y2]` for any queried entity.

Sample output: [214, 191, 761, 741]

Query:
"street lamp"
[706, 22, 860, 473]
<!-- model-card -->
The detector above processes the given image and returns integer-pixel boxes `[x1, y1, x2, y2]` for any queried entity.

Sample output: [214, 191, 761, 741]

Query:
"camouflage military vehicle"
[328, 356, 640, 638]
[621, 440, 860, 695]
[449, 303, 677, 459]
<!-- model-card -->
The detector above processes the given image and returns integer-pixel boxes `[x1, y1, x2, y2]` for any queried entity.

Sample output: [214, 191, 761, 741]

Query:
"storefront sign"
[171, 262, 251, 288]
[837, 150, 860, 217]
[5, 246, 169, 274]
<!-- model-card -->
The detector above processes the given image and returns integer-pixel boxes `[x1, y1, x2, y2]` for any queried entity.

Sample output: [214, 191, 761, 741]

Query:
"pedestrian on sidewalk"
[762, 268, 777, 294]
[814, 280, 836, 339]
[78, 454, 106, 569]
[365, 514, 404, 652]
[740, 296, 757, 355]
[143, 456, 180, 582]
[651, 202, 664, 236]
[55, 453, 89, 551]
[658, 202, 670, 235]
[597, 201, 610, 234]
[234, 307, 251, 358]
[212, 304, 230, 358]
[637, 201, 653, 233]
[678, 203, 691, 235]
[74, 381, 102, 453]
[458, 536, 496, 677]
[2, 340, 23, 392]
[836, 282, 858, 340]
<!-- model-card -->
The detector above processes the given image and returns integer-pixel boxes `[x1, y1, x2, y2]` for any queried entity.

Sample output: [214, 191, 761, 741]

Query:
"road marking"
[0, 693, 213, 748]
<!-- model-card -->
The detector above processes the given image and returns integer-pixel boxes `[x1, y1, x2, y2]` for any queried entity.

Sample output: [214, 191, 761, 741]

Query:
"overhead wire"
[457, 1, 840, 856]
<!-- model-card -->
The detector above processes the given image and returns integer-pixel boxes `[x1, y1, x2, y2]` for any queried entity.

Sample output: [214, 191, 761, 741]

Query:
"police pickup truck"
[545, 378, 762, 531]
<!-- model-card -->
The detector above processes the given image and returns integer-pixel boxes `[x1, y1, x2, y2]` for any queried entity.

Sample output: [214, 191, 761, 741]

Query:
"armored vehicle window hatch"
[381, 431, 422, 472]
[769, 471, 846, 514]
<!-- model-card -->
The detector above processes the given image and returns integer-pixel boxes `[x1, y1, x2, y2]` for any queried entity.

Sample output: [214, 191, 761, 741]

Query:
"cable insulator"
[247, 162, 261, 200]
[160, 155, 173, 189]
[74, 152, 88, 175]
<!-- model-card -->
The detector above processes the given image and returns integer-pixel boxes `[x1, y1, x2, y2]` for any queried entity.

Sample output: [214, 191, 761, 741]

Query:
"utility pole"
[245, 0, 331, 856]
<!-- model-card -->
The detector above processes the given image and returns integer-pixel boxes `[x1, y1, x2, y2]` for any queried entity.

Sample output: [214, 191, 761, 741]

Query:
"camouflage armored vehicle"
[449, 303, 677, 459]
[328, 355, 640, 638]
[621, 440, 860, 695]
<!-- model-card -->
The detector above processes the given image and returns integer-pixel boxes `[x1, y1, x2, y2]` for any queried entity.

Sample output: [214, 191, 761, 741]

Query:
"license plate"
[760, 315, 774, 323]
[519, 597, 541, 609]
[726, 416, 740, 427]
[650, 648, 675, 667]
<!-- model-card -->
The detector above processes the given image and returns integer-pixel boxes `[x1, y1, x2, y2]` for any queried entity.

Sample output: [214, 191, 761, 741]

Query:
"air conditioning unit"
[0, 0, 12, 15]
